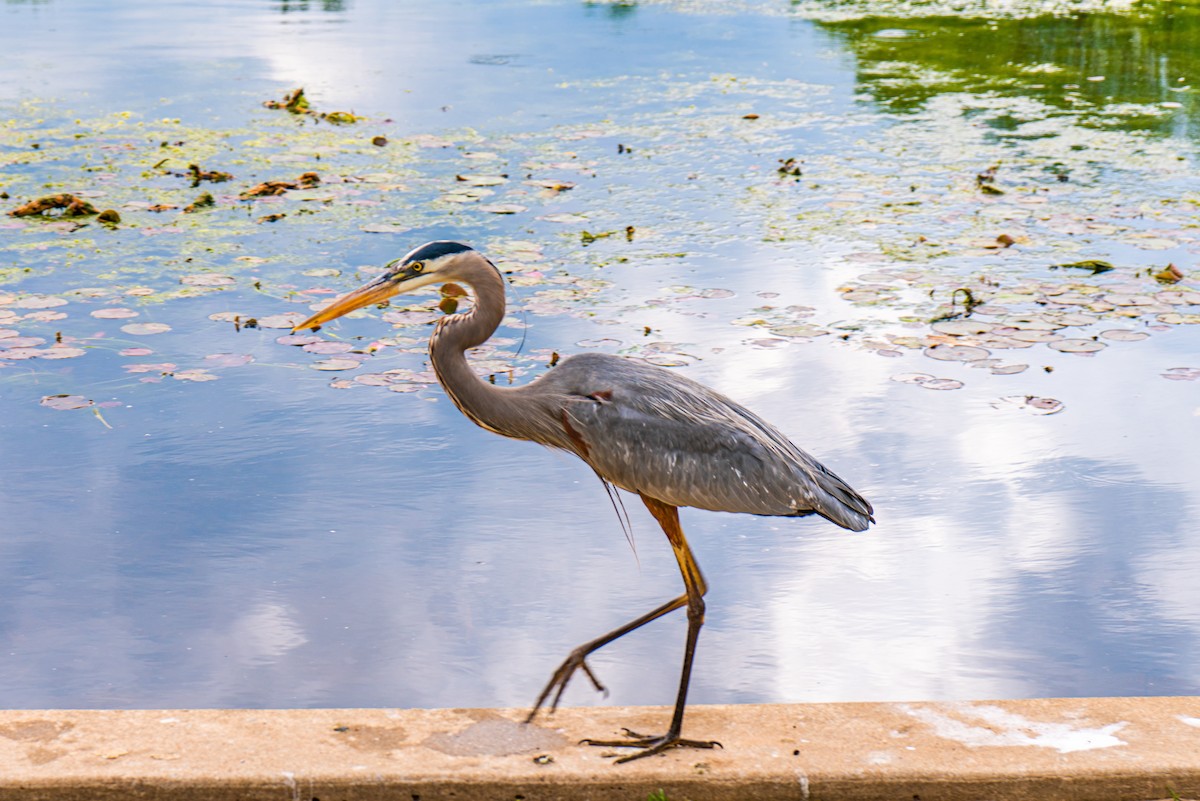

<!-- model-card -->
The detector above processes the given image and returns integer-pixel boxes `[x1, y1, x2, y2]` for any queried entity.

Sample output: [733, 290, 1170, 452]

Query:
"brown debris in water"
[187, 163, 233, 185]
[8, 193, 98, 217]
[1153, 263, 1185, 284]
[240, 172, 320, 199]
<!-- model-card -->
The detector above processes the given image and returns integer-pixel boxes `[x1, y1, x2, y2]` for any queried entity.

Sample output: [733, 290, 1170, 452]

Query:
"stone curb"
[1, 697, 1198, 800]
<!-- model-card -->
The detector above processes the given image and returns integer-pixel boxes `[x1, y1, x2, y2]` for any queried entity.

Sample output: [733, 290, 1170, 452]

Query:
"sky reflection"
[0, 0, 1197, 713]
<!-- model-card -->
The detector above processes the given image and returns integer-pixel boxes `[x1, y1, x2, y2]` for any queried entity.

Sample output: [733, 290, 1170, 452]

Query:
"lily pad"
[771, 325, 828, 338]
[922, 378, 964, 390]
[1105, 293, 1157, 307]
[523, 179, 576, 190]
[890, 372, 935, 384]
[0, 336, 46, 348]
[990, 364, 1028, 375]
[204, 353, 255, 367]
[15, 295, 68, 309]
[361, 223, 407, 234]
[441, 188, 493, 203]
[310, 358, 362, 371]
[40, 394, 92, 410]
[1008, 330, 1064, 343]
[181, 274, 236, 287]
[256, 314, 304, 329]
[353, 373, 394, 386]
[125, 362, 177, 373]
[381, 310, 440, 326]
[121, 322, 172, 335]
[992, 395, 1065, 415]
[1099, 329, 1149, 342]
[276, 334, 323, 346]
[1157, 313, 1200, 325]
[930, 320, 995, 336]
[173, 369, 219, 382]
[539, 213, 588, 224]
[39, 347, 87, 360]
[455, 174, 508, 186]
[1041, 312, 1095, 327]
[924, 343, 990, 362]
[1003, 315, 1063, 331]
[1049, 338, 1106, 353]
[303, 341, 355, 354]
[22, 311, 68, 322]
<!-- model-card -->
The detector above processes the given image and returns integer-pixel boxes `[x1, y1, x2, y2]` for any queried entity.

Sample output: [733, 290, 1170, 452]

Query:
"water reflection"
[820, 7, 1199, 138]
[276, 0, 347, 12]
[0, 0, 1197, 713]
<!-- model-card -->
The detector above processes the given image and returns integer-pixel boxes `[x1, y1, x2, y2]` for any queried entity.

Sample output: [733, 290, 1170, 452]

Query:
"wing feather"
[540, 354, 873, 531]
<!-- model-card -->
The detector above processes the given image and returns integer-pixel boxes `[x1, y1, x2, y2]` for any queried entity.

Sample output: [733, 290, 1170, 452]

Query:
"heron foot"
[582, 728, 722, 763]
[524, 647, 608, 723]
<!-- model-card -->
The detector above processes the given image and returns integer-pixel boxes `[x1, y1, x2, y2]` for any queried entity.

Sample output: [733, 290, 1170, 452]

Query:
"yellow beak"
[292, 275, 400, 332]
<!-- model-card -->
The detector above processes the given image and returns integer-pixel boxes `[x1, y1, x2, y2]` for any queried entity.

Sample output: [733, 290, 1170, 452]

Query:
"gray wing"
[532, 353, 873, 532]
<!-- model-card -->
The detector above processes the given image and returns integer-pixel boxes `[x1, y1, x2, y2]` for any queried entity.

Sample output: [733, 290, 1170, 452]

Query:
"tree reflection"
[820, 4, 1197, 139]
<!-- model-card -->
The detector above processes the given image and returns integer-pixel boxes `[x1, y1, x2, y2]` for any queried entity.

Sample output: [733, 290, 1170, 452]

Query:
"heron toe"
[581, 727, 723, 763]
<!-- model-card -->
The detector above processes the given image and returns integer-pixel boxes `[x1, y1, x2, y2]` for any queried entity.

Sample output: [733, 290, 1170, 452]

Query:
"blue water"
[1, 0, 1198, 712]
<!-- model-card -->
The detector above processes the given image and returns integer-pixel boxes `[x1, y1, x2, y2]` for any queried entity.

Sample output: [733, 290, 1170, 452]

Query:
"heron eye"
[410, 261, 425, 273]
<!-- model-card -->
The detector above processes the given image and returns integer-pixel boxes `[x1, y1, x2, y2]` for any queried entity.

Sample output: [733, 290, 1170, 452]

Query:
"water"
[0, 0, 1197, 712]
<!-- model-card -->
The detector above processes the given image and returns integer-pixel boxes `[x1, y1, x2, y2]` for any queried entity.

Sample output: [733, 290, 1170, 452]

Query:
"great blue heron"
[293, 241, 874, 762]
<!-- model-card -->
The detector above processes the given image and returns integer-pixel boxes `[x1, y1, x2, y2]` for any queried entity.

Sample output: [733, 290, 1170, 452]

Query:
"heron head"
[292, 241, 476, 332]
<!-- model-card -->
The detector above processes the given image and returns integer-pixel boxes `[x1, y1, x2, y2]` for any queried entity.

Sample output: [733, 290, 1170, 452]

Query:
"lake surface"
[1, 0, 1198, 712]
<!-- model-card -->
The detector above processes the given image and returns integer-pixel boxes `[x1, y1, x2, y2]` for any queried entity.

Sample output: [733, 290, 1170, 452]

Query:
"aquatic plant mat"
[3, 49, 1198, 412]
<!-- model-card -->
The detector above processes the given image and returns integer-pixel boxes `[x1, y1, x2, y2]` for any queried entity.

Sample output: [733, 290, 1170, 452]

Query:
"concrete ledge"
[1, 698, 1198, 800]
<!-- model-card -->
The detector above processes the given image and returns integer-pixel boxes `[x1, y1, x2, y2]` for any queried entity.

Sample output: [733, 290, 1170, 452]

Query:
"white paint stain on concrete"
[899, 703, 1127, 754]
[866, 750, 894, 765]
[1179, 715, 1200, 729]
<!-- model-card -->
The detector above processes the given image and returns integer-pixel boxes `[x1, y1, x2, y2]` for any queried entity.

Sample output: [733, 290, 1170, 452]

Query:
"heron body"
[293, 241, 874, 762]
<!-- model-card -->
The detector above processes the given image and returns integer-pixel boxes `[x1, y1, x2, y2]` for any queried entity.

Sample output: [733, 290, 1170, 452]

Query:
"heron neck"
[427, 259, 515, 435]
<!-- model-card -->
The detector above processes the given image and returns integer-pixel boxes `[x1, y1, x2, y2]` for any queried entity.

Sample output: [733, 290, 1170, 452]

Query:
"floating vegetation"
[240, 172, 321, 199]
[924, 343, 989, 362]
[9, 193, 98, 218]
[1153, 264, 1185, 284]
[310, 358, 363, 371]
[40, 394, 92, 410]
[2, 19, 1197, 416]
[120, 322, 171, 336]
[890, 372, 963, 390]
[184, 164, 233, 185]
[991, 395, 1065, 415]
[263, 87, 361, 124]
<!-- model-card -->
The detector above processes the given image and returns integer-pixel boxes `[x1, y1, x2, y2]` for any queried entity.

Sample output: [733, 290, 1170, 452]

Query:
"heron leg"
[579, 495, 720, 763]
[525, 592, 689, 723]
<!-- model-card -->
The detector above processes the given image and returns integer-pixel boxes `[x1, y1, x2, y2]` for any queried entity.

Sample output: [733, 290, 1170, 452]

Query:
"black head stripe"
[403, 241, 474, 264]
